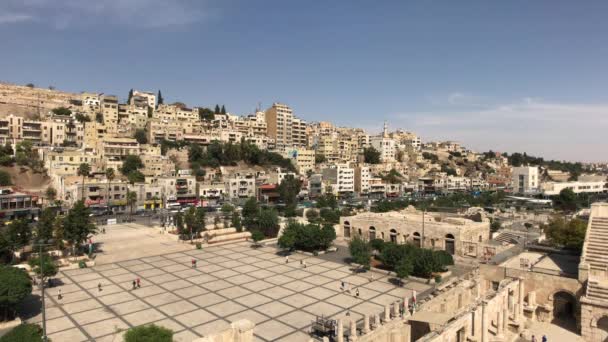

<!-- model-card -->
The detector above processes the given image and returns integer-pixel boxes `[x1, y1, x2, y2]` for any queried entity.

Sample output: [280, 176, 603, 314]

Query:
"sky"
[1, 0, 607, 162]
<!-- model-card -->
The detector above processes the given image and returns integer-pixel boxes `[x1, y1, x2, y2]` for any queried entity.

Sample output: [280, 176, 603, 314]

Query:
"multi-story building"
[541, 180, 606, 196]
[512, 166, 539, 194]
[354, 165, 371, 195]
[99, 137, 140, 168]
[225, 173, 256, 201]
[322, 163, 355, 197]
[0, 188, 40, 221]
[131, 90, 156, 108]
[370, 135, 396, 163]
[146, 119, 184, 143]
[292, 117, 308, 147]
[284, 148, 315, 174]
[265, 103, 294, 147]
[101, 95, 119, 133]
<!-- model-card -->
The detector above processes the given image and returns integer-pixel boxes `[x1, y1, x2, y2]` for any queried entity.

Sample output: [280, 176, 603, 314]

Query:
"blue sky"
[1, 1, 607, 162]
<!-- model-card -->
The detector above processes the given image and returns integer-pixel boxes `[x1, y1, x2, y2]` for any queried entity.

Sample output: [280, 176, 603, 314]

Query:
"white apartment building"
[370, 136, 396, 162]
[512, 166, 540, 194]
[225, 173, 256, 200]
[354, 165, 371, 194]
[541, 180, 606, 196]
[131, 90, 156, 108]
[322, 163, 355, 196]
[292, 117, 308, 147]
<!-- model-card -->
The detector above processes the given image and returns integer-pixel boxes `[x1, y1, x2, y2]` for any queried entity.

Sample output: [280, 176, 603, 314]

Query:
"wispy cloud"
[0, 13, 33, 24]
[0, 0, 207, 29]
[391, 97, 608, 162]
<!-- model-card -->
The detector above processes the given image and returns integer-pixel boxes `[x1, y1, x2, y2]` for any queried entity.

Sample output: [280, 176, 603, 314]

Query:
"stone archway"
[413, 232, 421, 248]
[369, 226, 376, 241]
[445, 234, 455, 255]
[390, 229, 398, 244]
[552, 291, 577, 331]
[596, 316, 608, 342]
[343, 221, 351, 238]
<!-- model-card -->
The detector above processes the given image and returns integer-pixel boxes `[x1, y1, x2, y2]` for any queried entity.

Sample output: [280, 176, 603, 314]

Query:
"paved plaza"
[27, 231, 431, 341]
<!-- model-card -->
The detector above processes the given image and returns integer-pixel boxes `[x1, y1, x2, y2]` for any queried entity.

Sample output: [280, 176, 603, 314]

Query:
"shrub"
[349, 235, 371, 269]
[0, 323, 43, 342]
[435, 275, 443, 284]
[78, 260, 87, 268]
[370, 239, 385, 252]
[123, 324, 173, 342]
[433, 250, 454, 268]
[0, 266, 32, 321]
[196, 242, 202, 250]
[251, 230, 265, 244]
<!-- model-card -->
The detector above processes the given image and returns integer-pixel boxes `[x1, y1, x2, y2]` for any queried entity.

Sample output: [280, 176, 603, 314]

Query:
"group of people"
[340, 281, 360, 298]
[531, 335, 548, 342]
[131, 278, 141, 290]
[285, 255, 307, 268]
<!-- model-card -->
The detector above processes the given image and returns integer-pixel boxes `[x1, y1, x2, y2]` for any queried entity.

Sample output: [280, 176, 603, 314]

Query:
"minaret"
[383, 121, 388, 138]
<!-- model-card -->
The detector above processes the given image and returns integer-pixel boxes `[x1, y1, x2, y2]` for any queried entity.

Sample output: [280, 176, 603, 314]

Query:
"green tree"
[127, 88, 133, 103]
[28, 254, 58, 282]
[231, 214, 242, 232]
[45, 186, 57, 204]
[242, 197, 259, 229]
[120, 155, 144, 176]
[220, 105, 226, 114]
[51, 107, 71, 116]
[277, 223, 297, 251]
[77, 163, 91, 201]
[124, 324, 173, 342]
[126, 191, 137, 219]
[63, 200, 98, 257]
[542, 217, 587, 251]
[413, 249, 440, 278]
[134, 129, 148, 144]
[363, 147, 381, 164]
[315, 154, 326, 164]
[157, 90, 164, 106]
[127, 170, 145, 184]
[380, 243, 411, 270]
[320, 208, 340, 225]
[36, 208, 56, 242]
[198, 107, 215, 121]
[0, 323, 43, 341]
[0, 266, 32, 321]
[75, 113, 90, 123]
[184, 207, 205, 242]
[175, 212, 185, 237]
[305, 209, 320, 223]
[0, 171, 11, 186]
[395, 259, 414, 285]
[349, 235, 371, 270]
[278, 175, 301, 217]
[257, 209, 280, 237]
[251, 230, 265, 246]
[554, 188, 578, 212]
[25, 83, 35, 88]
[214, 104, 220, 114]
[221, 203, 234, 220]
[4, 219, 31, 254]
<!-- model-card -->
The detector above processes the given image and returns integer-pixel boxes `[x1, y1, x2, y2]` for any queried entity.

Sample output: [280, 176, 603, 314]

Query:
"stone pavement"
[29, 241, 431, 342]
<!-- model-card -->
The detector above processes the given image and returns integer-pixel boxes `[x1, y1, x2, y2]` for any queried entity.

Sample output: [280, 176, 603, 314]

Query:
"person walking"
[136, 278, 141, 288]
[303, 260, 307, 268]
[98, 283, 102, 292]
[356, 288, 360, 297]
[192, 259, 197, 268]
[285, 255, 289, 264]
[531, 335, 536, 342]
[132, 280, 136, 290]
[542, 336, 547, 342]
[58, 289, 62, 300]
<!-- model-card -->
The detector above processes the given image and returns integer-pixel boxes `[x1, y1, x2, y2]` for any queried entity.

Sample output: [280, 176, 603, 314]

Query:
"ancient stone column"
[363, 314, 370, 334]
[481, 301, 488, 342]
[528, 291, 536, 307]
[350, 319, 357, 341]
[518, 277, 525, 323]
[375, 314, 381, 328]
[337, 319, 344, 342]
[503, 306, 509, 332]
[384, 304, 391, 322]
[393, 301, 400, 317]
[496, 310, 504, 337]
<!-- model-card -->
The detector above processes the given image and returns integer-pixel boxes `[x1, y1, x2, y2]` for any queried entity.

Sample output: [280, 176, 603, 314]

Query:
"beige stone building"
[340, 208, 490, 257]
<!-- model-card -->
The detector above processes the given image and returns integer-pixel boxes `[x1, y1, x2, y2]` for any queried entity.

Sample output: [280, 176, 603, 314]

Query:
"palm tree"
[105, 168, 115, 212]
[77, 163, 91, 202]
[126, 191, 137, 221]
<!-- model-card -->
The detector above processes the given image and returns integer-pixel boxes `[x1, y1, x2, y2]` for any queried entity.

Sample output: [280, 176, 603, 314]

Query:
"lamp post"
[35, 239, 54, 342]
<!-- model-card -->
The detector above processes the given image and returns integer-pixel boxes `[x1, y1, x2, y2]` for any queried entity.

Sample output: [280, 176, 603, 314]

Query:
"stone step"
[588, 290, 608, 301]
[585, 256, 608, 263]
